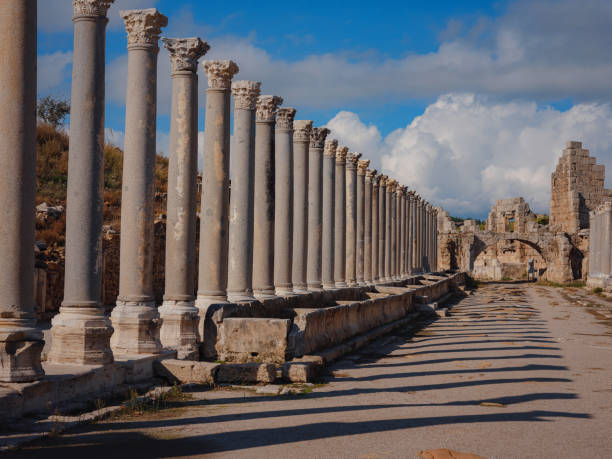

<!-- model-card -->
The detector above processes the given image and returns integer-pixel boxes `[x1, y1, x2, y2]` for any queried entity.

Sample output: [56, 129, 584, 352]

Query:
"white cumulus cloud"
[326, 94, 612, 218]
[37, 51, 73, 95]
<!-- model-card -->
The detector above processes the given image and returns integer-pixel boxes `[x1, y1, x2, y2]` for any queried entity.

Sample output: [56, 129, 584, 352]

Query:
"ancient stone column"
[322, 139, 338, 289]
[0, 0, 44, 382]
[377, 176, 388, 282]
[346, 153, 361, 287]
[600, 205, 612, 278]
[371, 174, 380, 283]
[399, 187, 406, 278]
[385, 179, 396, 282]
[157, 38, 209, 359]
[334, 147, 348, 288]
[415, 197, 422, 272]
[48, 0, 115, 365]
[356, 160, 369, 285]
[426, 204, 432, 272]
[227, 81, 261, 302]
[292, 120, 313, 293]
[307, 127, 330, 291]
[111, 9, 167, 356]
[407, 192, 414, 275]
[274, 108, 296, 295]
[432, 207, 438, 271]
[253, 95, 283, 299]
[196, 60, 239, 314]
[364, 169, 376, 284]
[589, 211, 599, 277]
[391, 183, 398, 280]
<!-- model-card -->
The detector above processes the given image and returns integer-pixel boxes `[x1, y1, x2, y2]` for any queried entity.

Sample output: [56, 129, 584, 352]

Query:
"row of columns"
[0, 0, 439, 382]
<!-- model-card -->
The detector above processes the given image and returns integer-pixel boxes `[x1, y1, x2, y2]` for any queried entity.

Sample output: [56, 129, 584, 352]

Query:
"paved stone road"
[11, 283, 612, 458]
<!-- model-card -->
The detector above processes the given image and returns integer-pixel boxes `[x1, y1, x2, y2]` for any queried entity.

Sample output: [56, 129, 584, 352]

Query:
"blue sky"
[37, 0, 612, 218]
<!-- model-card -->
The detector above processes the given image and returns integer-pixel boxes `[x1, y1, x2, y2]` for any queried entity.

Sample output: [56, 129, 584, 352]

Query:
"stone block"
[216, 363, 276, 384]
[154, 359, 219, 385]
[219, 318, 290, 363]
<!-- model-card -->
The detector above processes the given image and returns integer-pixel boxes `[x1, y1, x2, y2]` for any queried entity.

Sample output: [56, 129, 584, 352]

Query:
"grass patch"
[537, 280, 586, 288]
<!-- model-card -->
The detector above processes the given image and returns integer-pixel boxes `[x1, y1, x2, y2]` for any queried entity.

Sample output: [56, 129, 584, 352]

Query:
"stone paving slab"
[5, 283, 612, 458]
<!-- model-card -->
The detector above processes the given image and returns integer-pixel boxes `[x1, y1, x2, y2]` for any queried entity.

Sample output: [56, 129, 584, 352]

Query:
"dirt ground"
[6, 283, 612, 458]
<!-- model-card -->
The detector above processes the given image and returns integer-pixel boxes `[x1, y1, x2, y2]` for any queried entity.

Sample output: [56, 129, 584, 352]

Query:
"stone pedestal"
[158, 37, 209, 360]
[0, 0, 44, 382]
[334, 147, 348, 288]
[345, 153, 361, 287]
[307, 127, 330, 291]
[253, 95, 283, 299]
[111, 9, 167, 356]
[196, 60, 238, 329]
[292, 120, 313, 293]
[49, 0, 115, 366]
[274, 108, 297, 295]
[322, 139, 338, 289]
[227, 81, 261, 302]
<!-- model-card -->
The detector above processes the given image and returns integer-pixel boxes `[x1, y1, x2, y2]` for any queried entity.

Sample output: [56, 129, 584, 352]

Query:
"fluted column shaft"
[158, 38, 208, 359]
[322, 140, 337, 289]
[346, 154, 360, 286]
[377, 177, 387, 282]
[391, 186, 398, 279]
[408, 194, 414, 275]
[0, 0, 44, 382]
[253, 95, 283, 299]
[334, 147, 348, 287]
[385, 180, 395, 281]
[307, 127, 330, 291]
[274, 108, 296, 294]
[292, 121, 312, 293]
[426, 205, 431, 272]
[415, 200, 422, 272]
[196, 60, 238, 316]
[364, 170, 375, 283]
[399, 189, 406, 278]
[111, 9, 167, 356]
[356, 160, 369, 285]
[227, 81, 260, 302]
[49, 0, 114, 365]
[371, 175, 380, 283]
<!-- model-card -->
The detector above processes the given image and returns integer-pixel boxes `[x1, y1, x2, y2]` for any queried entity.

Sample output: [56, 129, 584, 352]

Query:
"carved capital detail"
[276, 108, 296, 129]
[232, 81, 261, 110]
[336, 146, 349, 163]
[347, 153, 362, 167]
[324, 139, 338, 157]
[310, 127, 330, 149]
[293, 120, 313, 142]
[379, 175, 388, 186]
[387, 179, 397, 192]
[366, 169, 377, 182]
[162, 37, 209, 73]
[256, 95, 283, 122]
[372, 173, 382, 186]
[121, 9, 167, 49]
[202, 60, 239, 89]
[357, 159, 370, 175]
[73, 0, 114, 18]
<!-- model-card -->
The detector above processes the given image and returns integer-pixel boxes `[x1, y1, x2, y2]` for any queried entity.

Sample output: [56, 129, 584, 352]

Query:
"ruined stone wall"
[550, 141, 612, 233]
[486, 197, 537, 233]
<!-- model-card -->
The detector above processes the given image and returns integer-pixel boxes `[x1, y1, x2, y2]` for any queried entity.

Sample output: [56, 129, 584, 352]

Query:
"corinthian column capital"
[293, 120, 313, 142]
[366, 169, 377, 182]
[276, 107, 296, 129]
[347, 152, 361, 167]
[202, 60, 239, 89]
[162, 37, 209, 74]
[387, 179, 397, 192]
[74, 0, 114, 18]
[121, 9, 167, 49]
[357, 159, 370, 175]
[232, 81, 261, 110]
[372, 173, 382, 187]
[336, 146, 349, 163]
[256, 95, 283, 122]
[379, 175, 388, 186]
[310, 127, 330, 149]
[324, 139, 338, 157]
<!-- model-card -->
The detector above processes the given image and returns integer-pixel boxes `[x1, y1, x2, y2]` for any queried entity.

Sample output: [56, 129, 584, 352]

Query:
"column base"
[357, 281, 368, 286]
[110, 300, 162, 356]
[0, 322, 45, 383]
[334, 281, 348, 288]
[322, 282, 337, 290]
[47, 306, 113, 365]
[253, 289, 278, 300]
[159, 300, 199, 360]
[307, 284, 324, 292]
[292, 284, 309, 294]
[226, 291, 256, 303]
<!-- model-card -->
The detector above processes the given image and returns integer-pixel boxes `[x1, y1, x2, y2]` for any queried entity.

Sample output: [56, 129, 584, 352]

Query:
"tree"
[37, 96, 70, 128]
